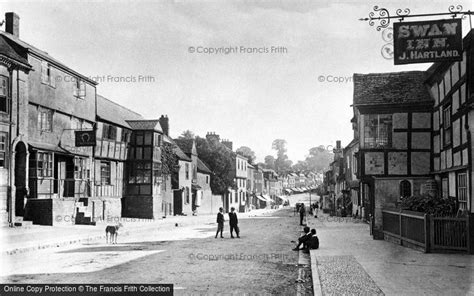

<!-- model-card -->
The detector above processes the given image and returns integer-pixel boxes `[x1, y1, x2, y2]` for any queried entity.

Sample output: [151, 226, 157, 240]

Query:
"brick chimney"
[5, 12, 20, 38]
[206, 132, 220, 143]
[159, 115, 169, 136]
[222, 139, 233, 151]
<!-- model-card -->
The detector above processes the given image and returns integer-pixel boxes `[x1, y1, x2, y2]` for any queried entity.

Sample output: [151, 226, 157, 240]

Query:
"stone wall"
[24, 198, 75, 225]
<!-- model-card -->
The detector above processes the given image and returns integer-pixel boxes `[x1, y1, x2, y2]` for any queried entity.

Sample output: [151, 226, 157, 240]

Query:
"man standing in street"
[299, 203, 306, 226]
[215, 207, 225, 238]
[229, 207, 240, 238]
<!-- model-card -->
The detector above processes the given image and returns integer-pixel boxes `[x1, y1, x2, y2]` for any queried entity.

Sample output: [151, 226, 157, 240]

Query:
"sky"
[1, 0, 472, 163]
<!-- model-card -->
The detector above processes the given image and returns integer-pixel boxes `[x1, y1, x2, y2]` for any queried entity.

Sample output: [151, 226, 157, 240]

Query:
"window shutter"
[73, 80, 79, 97]
[50, 68, 56, 88]
[94, 160, 101, 186]
[41, 61, 48, 83]
[110, 161, 117, 190]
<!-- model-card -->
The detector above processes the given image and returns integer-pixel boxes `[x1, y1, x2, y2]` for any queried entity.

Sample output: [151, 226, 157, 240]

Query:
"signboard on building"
[393, 19, 462, 65]
[75, 130, 96, 147]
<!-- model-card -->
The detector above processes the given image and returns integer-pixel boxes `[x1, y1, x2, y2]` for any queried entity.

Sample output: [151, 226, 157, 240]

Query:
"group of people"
[292, 226, 319, 252]
[214, 204, 320, 253]
[294, 202, 320, 252]
[297, 202, 320, 226]
[215, 207, 240, 238]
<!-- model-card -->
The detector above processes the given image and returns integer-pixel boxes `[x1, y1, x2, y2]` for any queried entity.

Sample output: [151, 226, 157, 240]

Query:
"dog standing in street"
[105, 223, 123, 244]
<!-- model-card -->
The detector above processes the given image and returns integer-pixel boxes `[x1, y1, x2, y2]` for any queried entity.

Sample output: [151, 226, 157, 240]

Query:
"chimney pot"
[158, 114, 169, 136]
[5, 12, 20, 38]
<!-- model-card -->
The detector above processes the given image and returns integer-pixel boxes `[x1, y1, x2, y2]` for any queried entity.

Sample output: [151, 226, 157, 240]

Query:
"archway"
[14, 142, 27, 217]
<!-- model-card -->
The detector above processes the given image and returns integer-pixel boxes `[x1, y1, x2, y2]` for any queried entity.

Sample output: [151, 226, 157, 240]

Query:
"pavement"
[306, 212, 474, 296]
[0, 208, 278, 256]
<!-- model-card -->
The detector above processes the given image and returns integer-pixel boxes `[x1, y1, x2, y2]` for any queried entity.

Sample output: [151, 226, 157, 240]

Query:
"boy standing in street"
[299, 203, 306, 226]
[229, 207, 240, 238]
[215, 207, 225, 238]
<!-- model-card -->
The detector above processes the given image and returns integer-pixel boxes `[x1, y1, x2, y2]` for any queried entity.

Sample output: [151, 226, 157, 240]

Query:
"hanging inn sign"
[394, 19, 462, 65]
[360, 5, 471, 65]
[75, 130, 96, 147]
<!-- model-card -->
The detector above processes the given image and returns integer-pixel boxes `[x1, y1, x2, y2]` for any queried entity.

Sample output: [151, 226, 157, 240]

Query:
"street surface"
[3, 193, 472, 295]
[1, 194, 315, 295]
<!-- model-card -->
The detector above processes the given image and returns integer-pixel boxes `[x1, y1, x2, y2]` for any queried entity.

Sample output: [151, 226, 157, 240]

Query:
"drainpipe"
[7, 67, 14, 227]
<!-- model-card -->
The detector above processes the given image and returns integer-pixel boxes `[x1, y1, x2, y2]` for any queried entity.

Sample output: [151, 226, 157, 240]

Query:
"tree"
[236, 146, 256, 164]
[180, 130, 195, 139]
[195, 136, 235, 195]
[292, 160, 309, 172]
[264, 155, 275, 170]
[304, 145, 333, 173]
[272, 139, 291, 173]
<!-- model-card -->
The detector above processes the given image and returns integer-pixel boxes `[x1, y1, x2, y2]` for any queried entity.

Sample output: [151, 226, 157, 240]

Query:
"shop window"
[100, 161, 111, 185]
[457, 173, 468, 210]
[74, 157, 89, 179]
[0, 132, 7, 167]
[0, 76, 8, 113]
[363, 114, 392, 148]
[38, 107, 53, 132]
[37, 152, 53, 178]
[399, 180, 411, 198]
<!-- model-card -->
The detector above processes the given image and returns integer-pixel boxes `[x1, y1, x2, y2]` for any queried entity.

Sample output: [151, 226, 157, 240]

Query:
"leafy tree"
[293, 145, 333, 173]
[264, 155, 276, 170]
[272, 139, 292, 173]
[292, 160, 309, 172]
[180, 130, 195, 139]
[195, 136, 235, 195]
[236, 146, 256, 164]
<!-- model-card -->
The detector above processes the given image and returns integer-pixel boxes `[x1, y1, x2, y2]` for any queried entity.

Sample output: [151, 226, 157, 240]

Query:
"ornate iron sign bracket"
[360, 5, 473, 31]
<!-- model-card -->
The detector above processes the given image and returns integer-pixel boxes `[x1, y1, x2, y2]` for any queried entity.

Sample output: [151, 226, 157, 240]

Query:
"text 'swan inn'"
[394, 19, 462, 65]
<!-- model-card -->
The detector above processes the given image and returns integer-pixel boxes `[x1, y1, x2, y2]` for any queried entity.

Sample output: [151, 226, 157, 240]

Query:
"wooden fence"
[382, 209, 470, 253]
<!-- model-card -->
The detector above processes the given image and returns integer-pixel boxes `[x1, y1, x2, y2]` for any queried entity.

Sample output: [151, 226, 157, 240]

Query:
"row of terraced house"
[0, 12, 321, 227]
[322, 28, 474, 241]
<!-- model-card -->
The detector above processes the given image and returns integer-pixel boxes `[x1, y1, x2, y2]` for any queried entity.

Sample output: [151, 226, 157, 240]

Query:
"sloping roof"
[0, 30, 97, 85]
[97, 95, 144, 128]
[197, 158, 212, 174]
[173, 144, 191, 162]
[165, 136, 191, 161]
[174, 138, 194, 156]
[126, 120, 163, 132]
[0, 35, 30, 68]
[353, 71, 432, 106]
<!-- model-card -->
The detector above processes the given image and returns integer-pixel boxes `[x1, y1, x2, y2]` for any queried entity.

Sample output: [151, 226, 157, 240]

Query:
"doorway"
[14, 142, 27, 217]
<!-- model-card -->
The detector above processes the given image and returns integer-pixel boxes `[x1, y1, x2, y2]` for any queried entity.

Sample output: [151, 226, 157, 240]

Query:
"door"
[191, 189, 197, 212]
[173, 190, 182, 215]
[14, 142, 27, 217]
